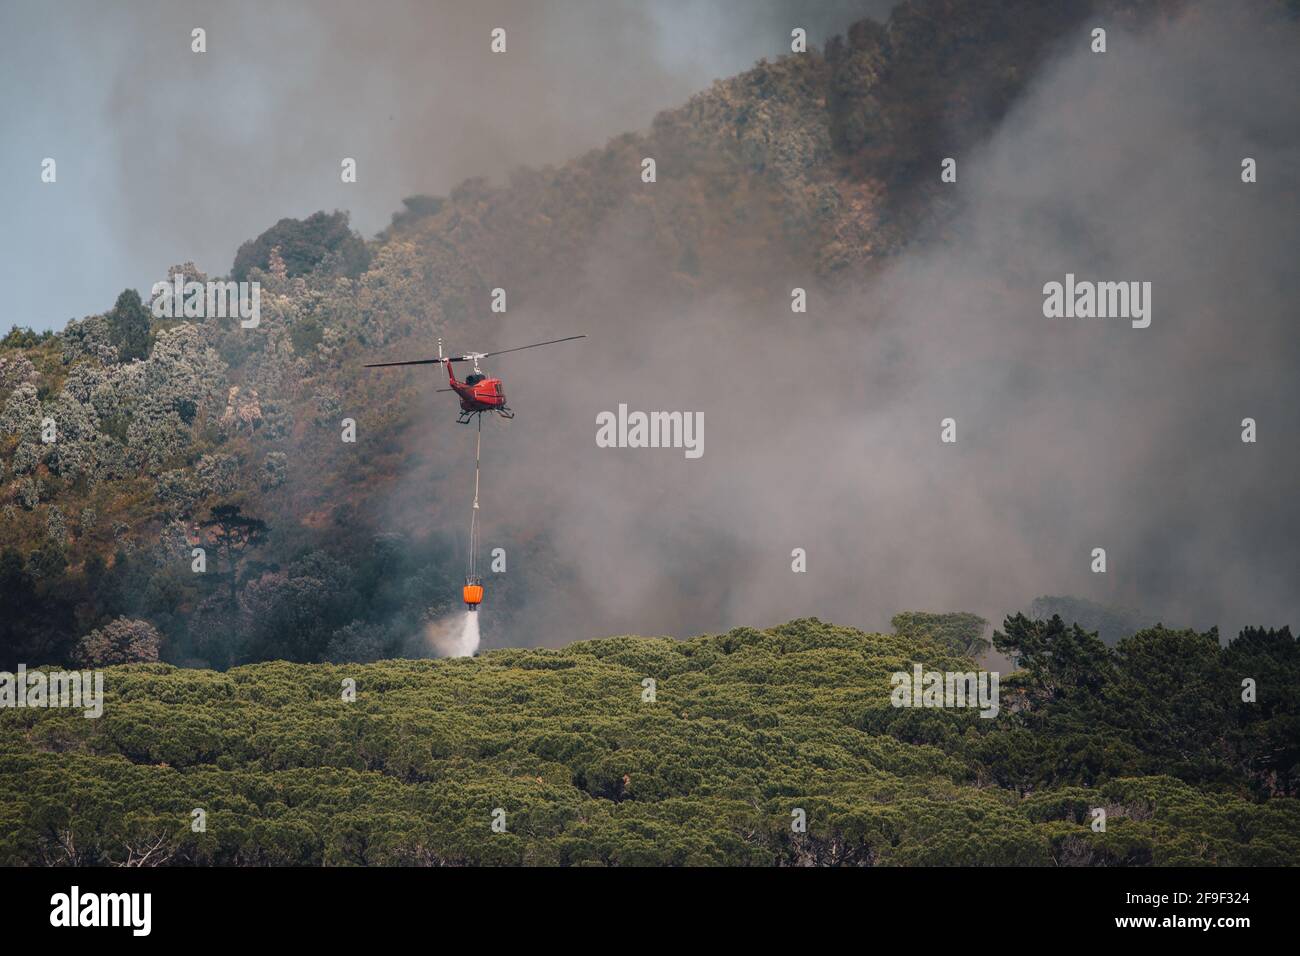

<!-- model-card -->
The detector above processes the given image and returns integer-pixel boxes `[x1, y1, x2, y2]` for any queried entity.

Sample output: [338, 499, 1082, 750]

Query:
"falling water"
[455, 612, 481, 657]
[425, 611, 481, 658]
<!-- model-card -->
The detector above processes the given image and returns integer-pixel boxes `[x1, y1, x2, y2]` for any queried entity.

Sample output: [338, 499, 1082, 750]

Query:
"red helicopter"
[366, 333, 585, 615]
[364, 334, 585, 424]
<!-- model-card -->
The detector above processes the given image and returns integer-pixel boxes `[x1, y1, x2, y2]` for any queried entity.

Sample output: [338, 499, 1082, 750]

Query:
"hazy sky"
[0, 0, 889, 333]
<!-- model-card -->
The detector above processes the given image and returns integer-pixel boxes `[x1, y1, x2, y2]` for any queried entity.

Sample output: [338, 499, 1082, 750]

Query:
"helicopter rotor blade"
[363, 357, 470, 367]
[365, 336, 583, 367]
[479, 335, 587, 360]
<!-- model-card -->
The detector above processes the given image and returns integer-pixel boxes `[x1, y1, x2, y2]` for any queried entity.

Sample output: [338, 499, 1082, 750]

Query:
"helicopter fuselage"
[448, 365, 513, 422]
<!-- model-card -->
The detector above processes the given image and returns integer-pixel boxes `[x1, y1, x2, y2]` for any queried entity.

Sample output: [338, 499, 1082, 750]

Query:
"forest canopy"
[1, 617, 1296, 866]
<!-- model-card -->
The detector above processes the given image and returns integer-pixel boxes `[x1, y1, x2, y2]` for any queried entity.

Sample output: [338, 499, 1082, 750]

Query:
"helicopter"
[364, 334, 585, 424]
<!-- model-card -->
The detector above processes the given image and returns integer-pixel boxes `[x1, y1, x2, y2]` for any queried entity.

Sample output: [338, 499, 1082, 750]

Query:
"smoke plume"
[406, 2, 1300, 648]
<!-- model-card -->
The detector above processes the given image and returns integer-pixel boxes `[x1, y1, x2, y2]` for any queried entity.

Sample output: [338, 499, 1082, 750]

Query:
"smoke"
[424, 612, 480, 658]
[411, 1, 1299, 647]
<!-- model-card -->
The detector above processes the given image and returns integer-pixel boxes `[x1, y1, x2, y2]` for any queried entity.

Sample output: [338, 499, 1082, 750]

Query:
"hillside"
[3, 617, 1297, 866]
[3, 0, 1248, 668]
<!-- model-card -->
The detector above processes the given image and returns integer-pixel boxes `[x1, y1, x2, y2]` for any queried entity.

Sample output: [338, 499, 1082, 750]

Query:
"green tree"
[1028, 595, 1153, 645]
[198, 504, 269, 606]
[993, 613, 1114, 709]
[73, 617, 162, 666]
[0, 549, 38, 669]
[106, 288, 152, 362]
[892, 611, 990, 656]
[232, 210, 370, 281]
[1101, 625, 1231, 781]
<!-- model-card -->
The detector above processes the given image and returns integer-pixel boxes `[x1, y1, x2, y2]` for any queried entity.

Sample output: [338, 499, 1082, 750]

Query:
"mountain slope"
[0, 0, 1287, 667]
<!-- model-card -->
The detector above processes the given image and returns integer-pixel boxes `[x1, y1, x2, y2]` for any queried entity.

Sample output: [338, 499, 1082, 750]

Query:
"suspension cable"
[469, 414, 481, 579]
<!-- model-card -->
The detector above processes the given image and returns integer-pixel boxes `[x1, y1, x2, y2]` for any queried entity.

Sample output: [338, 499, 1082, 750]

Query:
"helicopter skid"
[456, 405, 513, 424]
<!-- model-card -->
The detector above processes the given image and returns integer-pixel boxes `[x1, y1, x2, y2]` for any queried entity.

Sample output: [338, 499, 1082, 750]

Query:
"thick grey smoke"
[0, 0, 887, 331]
[438, 2, 1299, 648]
